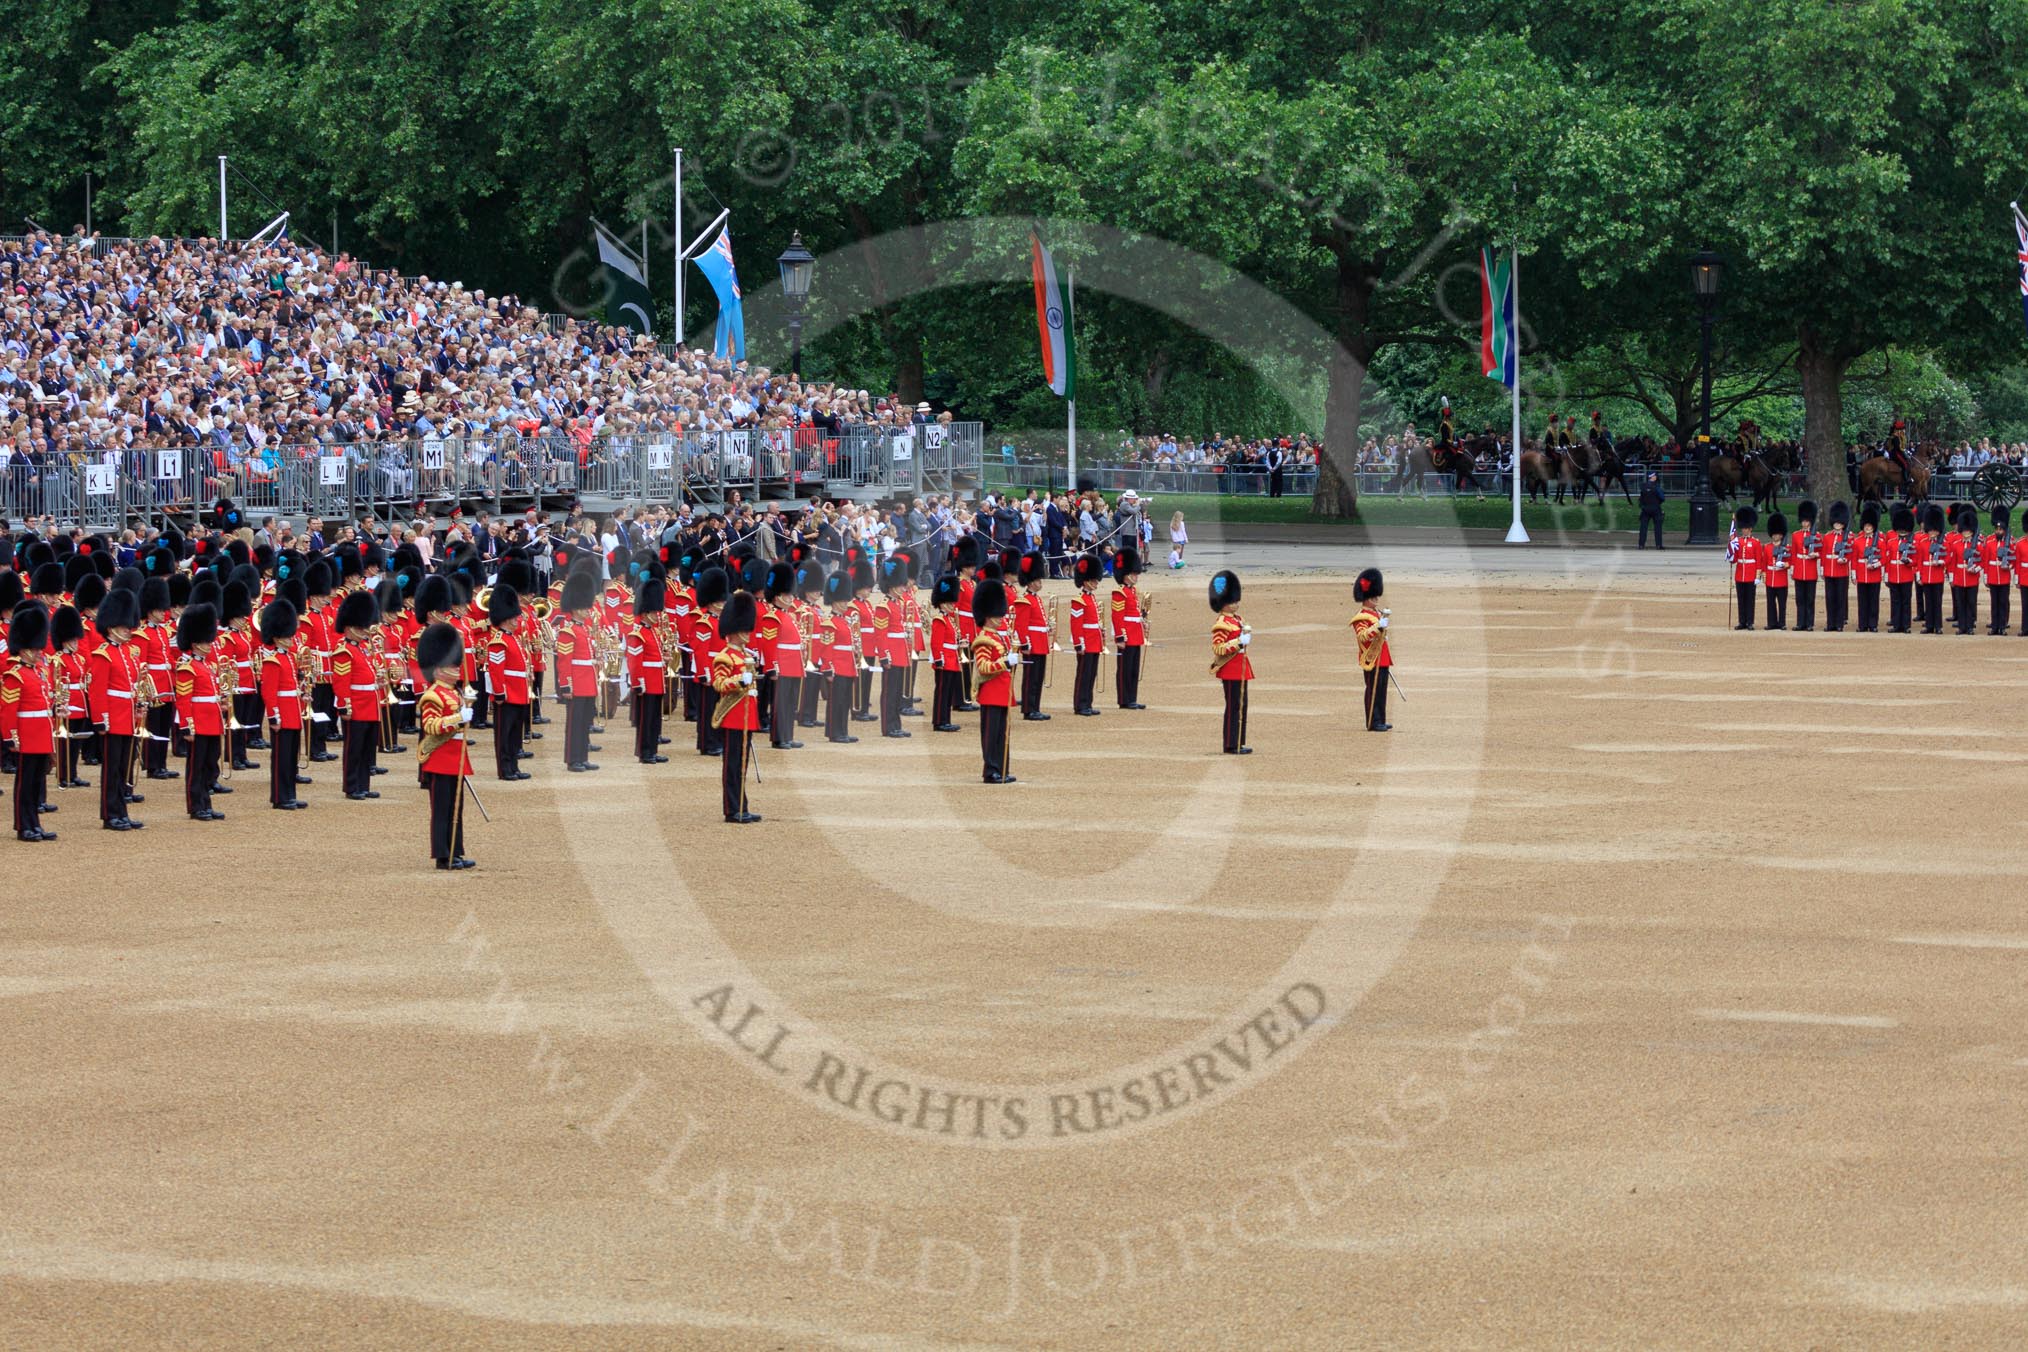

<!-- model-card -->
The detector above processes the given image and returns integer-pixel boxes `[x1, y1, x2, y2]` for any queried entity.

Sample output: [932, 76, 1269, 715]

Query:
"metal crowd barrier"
[2, 422, 988, 531]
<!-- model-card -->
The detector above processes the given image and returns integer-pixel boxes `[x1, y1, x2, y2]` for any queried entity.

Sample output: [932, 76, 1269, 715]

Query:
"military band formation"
[1726, 500, 2028, 635]
[0, 500, 1403, 868]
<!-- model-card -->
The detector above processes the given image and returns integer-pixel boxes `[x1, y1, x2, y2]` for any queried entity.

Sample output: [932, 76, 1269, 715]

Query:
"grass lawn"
[1112, 491, 1697, 535]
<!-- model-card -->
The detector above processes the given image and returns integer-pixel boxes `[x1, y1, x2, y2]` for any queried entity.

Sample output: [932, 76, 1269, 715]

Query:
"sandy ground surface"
[6, 548, 2028, 1350]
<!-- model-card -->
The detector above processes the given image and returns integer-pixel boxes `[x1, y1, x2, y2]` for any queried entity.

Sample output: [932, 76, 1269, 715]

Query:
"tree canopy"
[8, 0, 2027, 511]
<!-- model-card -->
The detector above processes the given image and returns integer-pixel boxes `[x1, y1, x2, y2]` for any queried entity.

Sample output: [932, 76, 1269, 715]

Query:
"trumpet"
[51, 659, 73, 740]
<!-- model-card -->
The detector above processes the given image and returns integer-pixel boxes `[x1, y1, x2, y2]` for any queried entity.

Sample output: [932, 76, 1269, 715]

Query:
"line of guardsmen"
[1726, 500, 2028, 635]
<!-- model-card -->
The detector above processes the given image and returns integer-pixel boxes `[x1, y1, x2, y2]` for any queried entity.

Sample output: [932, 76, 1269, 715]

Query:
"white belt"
[886, 632, 905, 641]
[277, 689, 299, 698]
[16, 710, 48, 719]
[349, 683, 377, 692]
[497, 668, 526, 678]
[641, 661, 664, 668]
[107, 690, 133, 700]
[147, 663, 170, 672]
[1122, 616, 1143, 625]
[235, 662, 253, 670]
[189, 696, 219, 705]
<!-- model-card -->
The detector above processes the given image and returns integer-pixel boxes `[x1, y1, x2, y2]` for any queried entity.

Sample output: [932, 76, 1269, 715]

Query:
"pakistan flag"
[592, 219, 654, 335]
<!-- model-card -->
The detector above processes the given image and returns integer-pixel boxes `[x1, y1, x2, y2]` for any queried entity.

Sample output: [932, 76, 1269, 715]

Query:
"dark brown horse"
[1519, 448, 1583, 503]
[1571, 439, 1634, 503]
[1707, 447, 1783, 511]
[1396, 442, 1486, 499]
[1855, 441, 1936, 505]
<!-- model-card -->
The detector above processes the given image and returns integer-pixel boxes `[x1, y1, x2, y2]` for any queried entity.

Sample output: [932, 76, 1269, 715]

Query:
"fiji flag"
[1480, 247, 1516, 389]
[693, 227, 746, 361]
[2013, 203, 2028, 341]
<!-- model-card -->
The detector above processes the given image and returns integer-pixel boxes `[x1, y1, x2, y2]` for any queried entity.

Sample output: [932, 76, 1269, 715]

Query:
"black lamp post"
[1685, 248, 1725, 545]
[776, 231, 815, 379]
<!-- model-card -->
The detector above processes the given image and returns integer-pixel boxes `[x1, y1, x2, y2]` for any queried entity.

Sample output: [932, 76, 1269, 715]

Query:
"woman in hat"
[2, 603, 56, 840]
[1350, 569, 1392, 732]
[1209, 571, 1252, 754]
[415, 622, 476, 869]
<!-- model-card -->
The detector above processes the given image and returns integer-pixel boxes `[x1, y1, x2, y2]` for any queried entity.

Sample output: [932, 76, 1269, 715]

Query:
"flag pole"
[1505, 236, 1529, 544]
[1066, 264, 1078, 495]
[673, 148, 684, 347]
[218, 156, 228, 242]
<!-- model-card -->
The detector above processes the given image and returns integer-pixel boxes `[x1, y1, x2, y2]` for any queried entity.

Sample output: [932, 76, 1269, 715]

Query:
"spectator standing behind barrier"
[1637, 472, 1665, 550]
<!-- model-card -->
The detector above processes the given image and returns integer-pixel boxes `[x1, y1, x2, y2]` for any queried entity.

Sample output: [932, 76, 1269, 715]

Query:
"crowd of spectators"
[0, 228, 950, 488]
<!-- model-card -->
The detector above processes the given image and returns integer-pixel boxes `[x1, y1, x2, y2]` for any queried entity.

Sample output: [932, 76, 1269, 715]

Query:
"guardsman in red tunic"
[330, 588, 384, 799]
[687, 566, 728, 757]
[415, 622, 476, 870]
[953, 536, 981, 710]
[51, 605, 90, 789]
[2, 603, 55, 840]
[1981, 509, 2014, 635]
[848, 556, 880, 724]
[1350, 568, 1393, 732]
[927, 572, 963, 731]
[69, 575, 106, 772]
[484, 583, 532, 780]
[1789, 500, 1820, 632]
[970, 578, 1019, 783]
[821, 571, 860, 744]
[555, 567, 603, 772]
[1948, 506, 1981, 635]
[1727, 506, 1761, 630]
[137, 575, 181, 777]
[1880, 503, 1913, 633]
[712, 591, 764, 823]
[669, 551, 701, 724]
[896, 551, 926, 714]
[299, 562, 340, 763]
[1915, 504, 1947, 635]
[1110, 547, 1148, 707]
[1762, 513, 1791, 631]
[629, 576, 670, 764]
[259, 598, 308, 811]
[1820, 500, 1852, 632]
[1209, 570, 1253, 754]
[762, 562, 805, 750]
[2014, 506, 2028, 634]
[1014, 550, 1052, 721]
[1068, 552, 1105, 716]
[876, 555, 913, 738]
[88, 587, 146, 831]
[599, 569, 630, 723]
[173, 602, 227, 821]
[219, 581, 261, 770]
[1851, 503, 1883, 632]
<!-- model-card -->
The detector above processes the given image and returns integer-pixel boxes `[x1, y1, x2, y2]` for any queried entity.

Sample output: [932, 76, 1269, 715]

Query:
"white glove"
[1378, 617, 1389, 630]
[741, 671, 754, 686]
[1007, 650, 1022, 667]
[459, 707, 474, 724]
[1238, 634, 1250, 648]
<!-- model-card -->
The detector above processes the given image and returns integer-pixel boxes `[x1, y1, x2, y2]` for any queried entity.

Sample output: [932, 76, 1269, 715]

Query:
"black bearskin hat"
[797, 560, 827, 599]
[1890, 504, 1914, 533]
[972, 578, 1009, 625]
[176, 602, 218, 651]
[738, 554, 769, 594]
[1767, 512, 1788, 537]
[220, 580, 253, 624]
[1114, 547, 1141, 579]
[489, 583, 523, 626]
[95, 588, 141, 636]
[188, 575, 221, 613]
[276, 576, 308, 616]
[210, 497, 243, 532]
[51, 604, 85, 648]
[931, 573, 961, 608]
[111, 566, 143, 595]
[416, 621, 463, 677]
[1999, 508, 2014, 532]
[8, 602, 48, 656]
[979, 559, 1003, 583]
[335, 588, 380, 634]
[953, 536, 983, 571]
[304, 559, 334, 598]
[560, 568, 601, 613]
[0, 569, 19, 612]
[765, 561, 795, 602]
[273, 550, 305, 585]
[1354, 568, 1384, 602]
[335, 547, 363, 582]
[881, 554, 911, 592]
[142, 545, 177, 578]
[224, 538, 251, 569]
[414, 574, 454, 624]
[1923, 504, 1946, 533]
[64, 553, 93, 593]
[358, 540, 387, 576]
[141, 577, 171, 617]
[1209, 570, 1242, 611]
[167, 572, 193, 609]
[497, 553, 535, 596]
[721, 590, 758, 638]
[822, 570, 851, 607]
[72, 573, 107, 612]
[636, 576, 667, 618]
[259, 598, 300, 645]
[1828, 500, 1851, 528]
[1860, 502, 1881, 529]
[1796, 499, 1817, 524]
[1072, 553, 1103, 586]
[1732, 506, 1757, 530]
[228, 563, 262, 601]
[999, 547, 1023, 579]
[30, 562, 64, 597]
[693, 566, 729, 610]
[1016, 550, 1045, 588]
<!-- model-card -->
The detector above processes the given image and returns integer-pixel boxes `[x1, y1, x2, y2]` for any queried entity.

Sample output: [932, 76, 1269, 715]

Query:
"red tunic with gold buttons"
[417, 681, 473, 776]
[174, 654, 226, 736]
[1212, 613, 1253, 681]
[970, 625, 1016, 706]
[930, 612, 962, 671]
[87, 637, 142, 737]
[487, 630, 531, 705]
[627, 620, 667, 696]
[710, 645, 761, 731]
[1727, 532, 1761, 583]
[0, 658, 55, 753]
[260, 647, 304, 731]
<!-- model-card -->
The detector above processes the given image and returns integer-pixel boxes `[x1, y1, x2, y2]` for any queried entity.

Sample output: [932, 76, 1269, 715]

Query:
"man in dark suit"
[1265, 443, 1287, 498]
[1637, 472, 1665, 549]
[1043, 495, 1067, 577]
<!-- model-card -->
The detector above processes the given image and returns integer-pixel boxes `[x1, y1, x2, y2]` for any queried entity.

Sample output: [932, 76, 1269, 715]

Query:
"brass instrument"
[709, 645, 761, 729]
[214, 652, 248, 732]
[51, 657, 73, 741]
[291, 644, 317, 722]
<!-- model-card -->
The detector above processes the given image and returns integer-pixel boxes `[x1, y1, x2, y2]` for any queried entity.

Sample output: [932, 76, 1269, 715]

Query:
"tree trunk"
[1313, 252, 1374, 519]
[894, 328, 925, 407]
[1797, 325, 1858, 505]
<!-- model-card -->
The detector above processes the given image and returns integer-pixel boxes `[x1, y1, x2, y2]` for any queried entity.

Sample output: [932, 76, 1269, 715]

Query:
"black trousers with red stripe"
[1020, 655, 1047, 716]
[932, 667, 959, 727]
[771, 677, 801, 748]
[493, 701, 527, 778]
[100, 733, 135, 823]
[185, 735, 219, 815]
[722, 723, 752, 818]
[269, 727, 301, 806]
[1073, 652, 1099, 712]
[13, 752, 48, 835]
[425, 770, 465, 861]
[1222, 678, 1249, 752]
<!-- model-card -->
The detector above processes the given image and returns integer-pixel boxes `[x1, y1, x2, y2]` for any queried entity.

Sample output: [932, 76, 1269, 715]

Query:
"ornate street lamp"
[1685, 248, 1725, 545]
[776, 231, 815, 379]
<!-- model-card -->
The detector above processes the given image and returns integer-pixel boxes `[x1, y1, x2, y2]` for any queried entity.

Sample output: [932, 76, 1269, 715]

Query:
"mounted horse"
[1854, 439, 1937, 506]
[1570, 437, 1634, 503]
[1395, 439, 1487, 499]
[1518, 446, 1584, 503]
[1706, 439, 1784, 511]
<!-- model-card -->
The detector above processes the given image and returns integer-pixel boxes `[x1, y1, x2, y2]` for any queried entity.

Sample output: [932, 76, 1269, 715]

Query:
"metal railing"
[979, 459, 1838, 501]
[1, 422, 986, 531]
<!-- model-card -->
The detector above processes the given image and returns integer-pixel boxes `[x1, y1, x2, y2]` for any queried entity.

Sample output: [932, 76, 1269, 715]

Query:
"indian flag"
[1480, 246, 1516, 389]
[1031, 231, 1074, 398]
